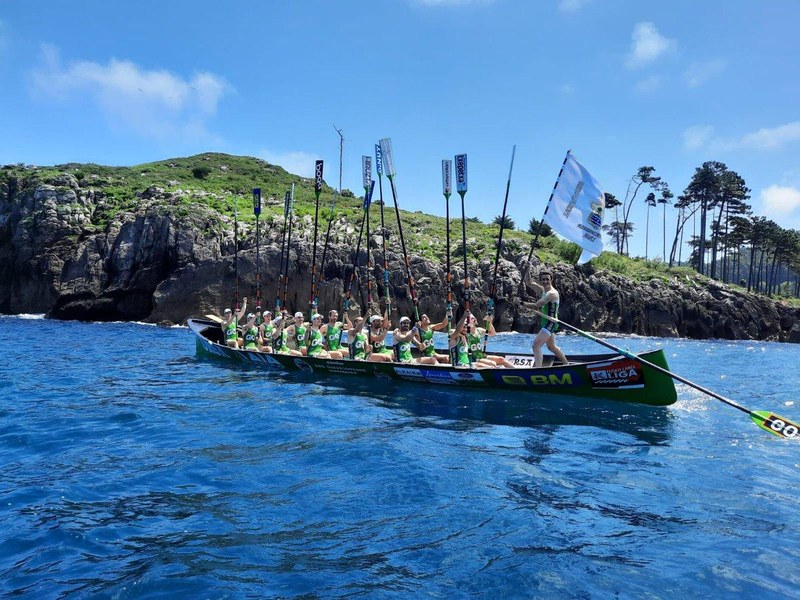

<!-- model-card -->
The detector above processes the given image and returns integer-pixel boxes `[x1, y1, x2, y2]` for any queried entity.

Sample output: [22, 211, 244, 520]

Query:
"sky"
[2, 0, 799, 259]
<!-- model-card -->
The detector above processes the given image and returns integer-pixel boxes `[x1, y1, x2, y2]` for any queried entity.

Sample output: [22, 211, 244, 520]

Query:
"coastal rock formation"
[2, 173, 799, 343]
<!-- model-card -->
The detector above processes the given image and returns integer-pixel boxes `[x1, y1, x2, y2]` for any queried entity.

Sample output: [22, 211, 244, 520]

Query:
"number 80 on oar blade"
[751, 411, 800, 439]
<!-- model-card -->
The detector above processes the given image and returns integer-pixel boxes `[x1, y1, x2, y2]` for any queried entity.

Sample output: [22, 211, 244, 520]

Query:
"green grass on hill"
[2, 152, 790, 293]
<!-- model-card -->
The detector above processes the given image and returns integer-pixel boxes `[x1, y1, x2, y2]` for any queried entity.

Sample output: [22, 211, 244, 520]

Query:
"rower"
[306, 314, 330, 358]
[448, 310, 472, 368]
[259, 310, 278, 353]
[347, 316, 369, 361]
[366, 313, 393, 363]
[392, 316, 416, 364]
[242, 313, 261, 351]
[414, 313, 450, 365]
[321, 309, 345, 359]
[221, 296, 247, 348]
[286, 311, 308, 356]
[467, 313, 515, 368]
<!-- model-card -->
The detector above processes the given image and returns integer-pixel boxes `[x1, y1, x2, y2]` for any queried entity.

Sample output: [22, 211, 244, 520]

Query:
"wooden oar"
[534, 309, 799, 439]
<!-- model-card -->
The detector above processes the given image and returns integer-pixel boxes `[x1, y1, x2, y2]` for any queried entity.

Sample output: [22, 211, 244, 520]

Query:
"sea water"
[1, 315, 798, 599]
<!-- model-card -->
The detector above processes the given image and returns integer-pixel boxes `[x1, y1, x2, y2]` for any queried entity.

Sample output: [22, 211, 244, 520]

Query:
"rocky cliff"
[2, 170, 799, 342]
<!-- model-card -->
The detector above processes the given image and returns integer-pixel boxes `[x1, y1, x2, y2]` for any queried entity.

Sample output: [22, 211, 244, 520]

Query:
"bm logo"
[498, 373, 576, 386]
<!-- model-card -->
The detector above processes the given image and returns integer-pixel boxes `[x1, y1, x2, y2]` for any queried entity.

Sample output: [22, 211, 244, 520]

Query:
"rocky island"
[2, 153, 799, 343]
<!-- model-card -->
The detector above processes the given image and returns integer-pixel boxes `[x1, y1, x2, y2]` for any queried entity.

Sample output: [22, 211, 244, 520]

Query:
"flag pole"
[522, 149, 571, 285]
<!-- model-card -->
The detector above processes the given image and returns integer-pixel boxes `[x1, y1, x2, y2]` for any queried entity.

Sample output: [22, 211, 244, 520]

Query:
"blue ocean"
[1, 315, 798, 599]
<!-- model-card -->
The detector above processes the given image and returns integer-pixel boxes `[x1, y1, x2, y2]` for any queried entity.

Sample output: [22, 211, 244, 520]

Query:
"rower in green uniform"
[286, 311, 308, 356]
[466, 313, 516, 368]
[306, 314, 330, 358]
[321, 309, 345, 359]
[448, 311, 472, 368]
[527, 270, 568, 367]
[393, 316, 416, 363]
[259, 310, 277, 353]
[242, 313, 261, 350]
[347, 316, 369, 360]
[273, 313, 301, 356]
[221, 296, 248, 348]
[414, 313, 450, 365]
[367, 313, 394, 363]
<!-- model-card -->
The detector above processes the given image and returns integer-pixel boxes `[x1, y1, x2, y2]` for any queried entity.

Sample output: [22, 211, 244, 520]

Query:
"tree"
[604, 221, 635, 254]
[528, 217, 552, 237]
[616, 167, 663, 255]
[658, 188, 673, 262]
[492, 214, 516, 230]
[644, 192, 656, 260]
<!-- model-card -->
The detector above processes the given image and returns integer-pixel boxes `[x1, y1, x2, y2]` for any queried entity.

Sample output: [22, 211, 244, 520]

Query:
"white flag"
[543, 153, 605, 264]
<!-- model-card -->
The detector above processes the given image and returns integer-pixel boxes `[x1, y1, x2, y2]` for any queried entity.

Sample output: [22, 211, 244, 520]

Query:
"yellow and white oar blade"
[204, 314, 224, 324]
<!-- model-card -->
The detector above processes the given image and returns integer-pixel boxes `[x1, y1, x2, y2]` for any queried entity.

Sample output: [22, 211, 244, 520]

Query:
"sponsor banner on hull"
[394, 366, 484, 385]
[587, 358, 644, 389]
[492, 369, 582, 388]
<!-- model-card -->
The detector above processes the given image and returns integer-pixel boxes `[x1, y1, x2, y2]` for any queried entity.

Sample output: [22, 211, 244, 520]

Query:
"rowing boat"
[187, 318, 677, 406]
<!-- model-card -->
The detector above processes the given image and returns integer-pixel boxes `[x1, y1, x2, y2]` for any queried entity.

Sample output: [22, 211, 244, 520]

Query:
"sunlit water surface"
[1, 316, 798, 598]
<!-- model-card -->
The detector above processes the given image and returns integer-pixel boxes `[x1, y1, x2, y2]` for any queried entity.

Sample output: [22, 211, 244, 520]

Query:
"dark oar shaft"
[253, 188, 262, 309]
[376, 144, 391, 315]
[442, 159, 453, 331]
[233, 195, 239, 310]
[276, 191, 290, 312]
[282, 184, 295, 310]
[484, 146, 516, 352]
[380, 138, 418, 321]
[534, 309, 799, 439]
[309, 160, 324, 317]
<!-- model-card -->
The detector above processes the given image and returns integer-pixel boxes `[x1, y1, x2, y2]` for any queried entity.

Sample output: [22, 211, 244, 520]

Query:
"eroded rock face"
[1, 174, 799, 341]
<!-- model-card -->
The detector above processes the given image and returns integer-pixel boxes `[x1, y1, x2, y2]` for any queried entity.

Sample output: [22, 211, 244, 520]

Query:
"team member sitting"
[366, 313, 394, 363]
[286, 311, 309, 356]
[242, 313, 261, 351]
[306, 314, 331, 358]
[414, 313, 450, 365]
[321, 309, 345, 359]
[392, 316, 417, 363]
[449, 311, 472, 368]
[347, 316, 369, 360]
[259, 310, 279, 353]
[467, 313, 516, 368]
[221, 296, 248, 348]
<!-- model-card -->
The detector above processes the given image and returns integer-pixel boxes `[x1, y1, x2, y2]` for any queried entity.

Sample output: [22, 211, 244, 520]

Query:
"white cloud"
[736, 122, 800, 151]
[257, 150, 318, 178]
[683, 125, 715, 150]
[684, 121, 800, 152]
[634, 75, 664, 94]
[683, 59, 726, 88]
[625, 22, 676, 69]
[760, 185, 800, 219]
[30, 44, 232, 141]
[559, 0, 591, 13]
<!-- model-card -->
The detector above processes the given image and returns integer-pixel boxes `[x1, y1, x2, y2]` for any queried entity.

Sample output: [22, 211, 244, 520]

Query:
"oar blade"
[750, 411, 800, 439]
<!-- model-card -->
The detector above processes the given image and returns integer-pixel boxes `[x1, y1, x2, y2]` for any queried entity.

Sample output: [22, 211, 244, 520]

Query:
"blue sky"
[2, 0, 799, 259]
